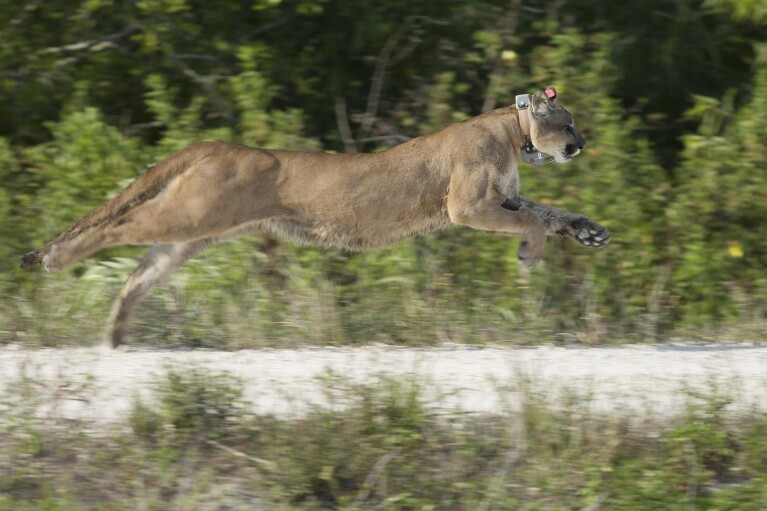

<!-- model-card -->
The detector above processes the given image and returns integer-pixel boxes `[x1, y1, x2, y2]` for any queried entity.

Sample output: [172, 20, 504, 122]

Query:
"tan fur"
[21, 89, 610, 347]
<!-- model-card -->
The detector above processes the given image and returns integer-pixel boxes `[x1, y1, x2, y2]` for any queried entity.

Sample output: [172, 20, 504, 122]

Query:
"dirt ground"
[2, 343, 766, 423]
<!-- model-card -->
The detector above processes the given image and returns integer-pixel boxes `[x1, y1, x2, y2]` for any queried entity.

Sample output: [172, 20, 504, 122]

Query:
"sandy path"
[2, 344, 766, 423]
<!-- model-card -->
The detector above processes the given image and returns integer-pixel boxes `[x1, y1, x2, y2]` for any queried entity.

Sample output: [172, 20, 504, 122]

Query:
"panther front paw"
[570, 218, 610, 248]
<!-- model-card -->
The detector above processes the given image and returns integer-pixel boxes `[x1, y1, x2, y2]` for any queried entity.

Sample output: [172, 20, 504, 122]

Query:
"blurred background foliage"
[1, 0, 765, 346]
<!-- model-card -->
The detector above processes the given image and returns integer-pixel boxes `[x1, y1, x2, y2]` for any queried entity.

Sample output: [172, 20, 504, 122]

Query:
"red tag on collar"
[545, 88, 557, 101]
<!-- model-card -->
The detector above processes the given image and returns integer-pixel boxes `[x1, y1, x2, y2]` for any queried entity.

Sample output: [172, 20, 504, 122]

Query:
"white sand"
[2, 344, 766, 423]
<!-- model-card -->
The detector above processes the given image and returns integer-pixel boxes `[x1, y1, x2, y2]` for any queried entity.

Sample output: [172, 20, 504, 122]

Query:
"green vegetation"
[1, 366, 766, 510]
[1, 0, 766, 346]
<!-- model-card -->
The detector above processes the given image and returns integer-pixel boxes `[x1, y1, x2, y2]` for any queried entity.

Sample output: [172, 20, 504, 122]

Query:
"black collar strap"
[515, 94, 544, 166]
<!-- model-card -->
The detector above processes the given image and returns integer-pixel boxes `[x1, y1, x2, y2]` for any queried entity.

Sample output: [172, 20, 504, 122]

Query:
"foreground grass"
[4, 240, 767, 348]
[1, 366, 766, 510]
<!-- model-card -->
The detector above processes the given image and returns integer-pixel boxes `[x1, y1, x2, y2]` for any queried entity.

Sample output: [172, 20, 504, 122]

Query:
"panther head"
[528, 88, 586, 163]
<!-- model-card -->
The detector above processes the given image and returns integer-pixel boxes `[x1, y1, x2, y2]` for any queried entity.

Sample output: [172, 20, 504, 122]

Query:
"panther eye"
[565, 126, 575, 136]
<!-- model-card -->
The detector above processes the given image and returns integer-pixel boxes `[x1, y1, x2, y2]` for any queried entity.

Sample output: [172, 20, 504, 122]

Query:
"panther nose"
[578, 140, 586, 150]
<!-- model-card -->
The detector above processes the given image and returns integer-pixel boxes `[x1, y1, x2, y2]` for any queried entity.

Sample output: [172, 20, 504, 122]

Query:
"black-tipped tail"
[20, 249, 44, 269]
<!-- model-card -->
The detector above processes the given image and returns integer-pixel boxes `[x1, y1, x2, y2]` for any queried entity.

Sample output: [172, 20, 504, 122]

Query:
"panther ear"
[531, 90, 550, 118]
[531, 88, 559, 118]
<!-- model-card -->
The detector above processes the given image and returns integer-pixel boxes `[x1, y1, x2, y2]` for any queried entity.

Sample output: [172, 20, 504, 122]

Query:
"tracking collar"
[515, 88, 557, 166]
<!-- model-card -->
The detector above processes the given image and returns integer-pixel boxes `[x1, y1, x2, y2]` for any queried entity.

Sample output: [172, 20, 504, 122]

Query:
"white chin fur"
[555, 147, 579, 163]
[536, 144, 578, 163]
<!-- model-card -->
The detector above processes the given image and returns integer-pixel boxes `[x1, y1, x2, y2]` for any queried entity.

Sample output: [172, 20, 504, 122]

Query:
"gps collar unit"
[515, 88, 557, 166]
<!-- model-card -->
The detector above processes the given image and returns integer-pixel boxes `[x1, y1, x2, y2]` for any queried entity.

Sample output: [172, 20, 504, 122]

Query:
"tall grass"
[5, 236, 765, 348]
